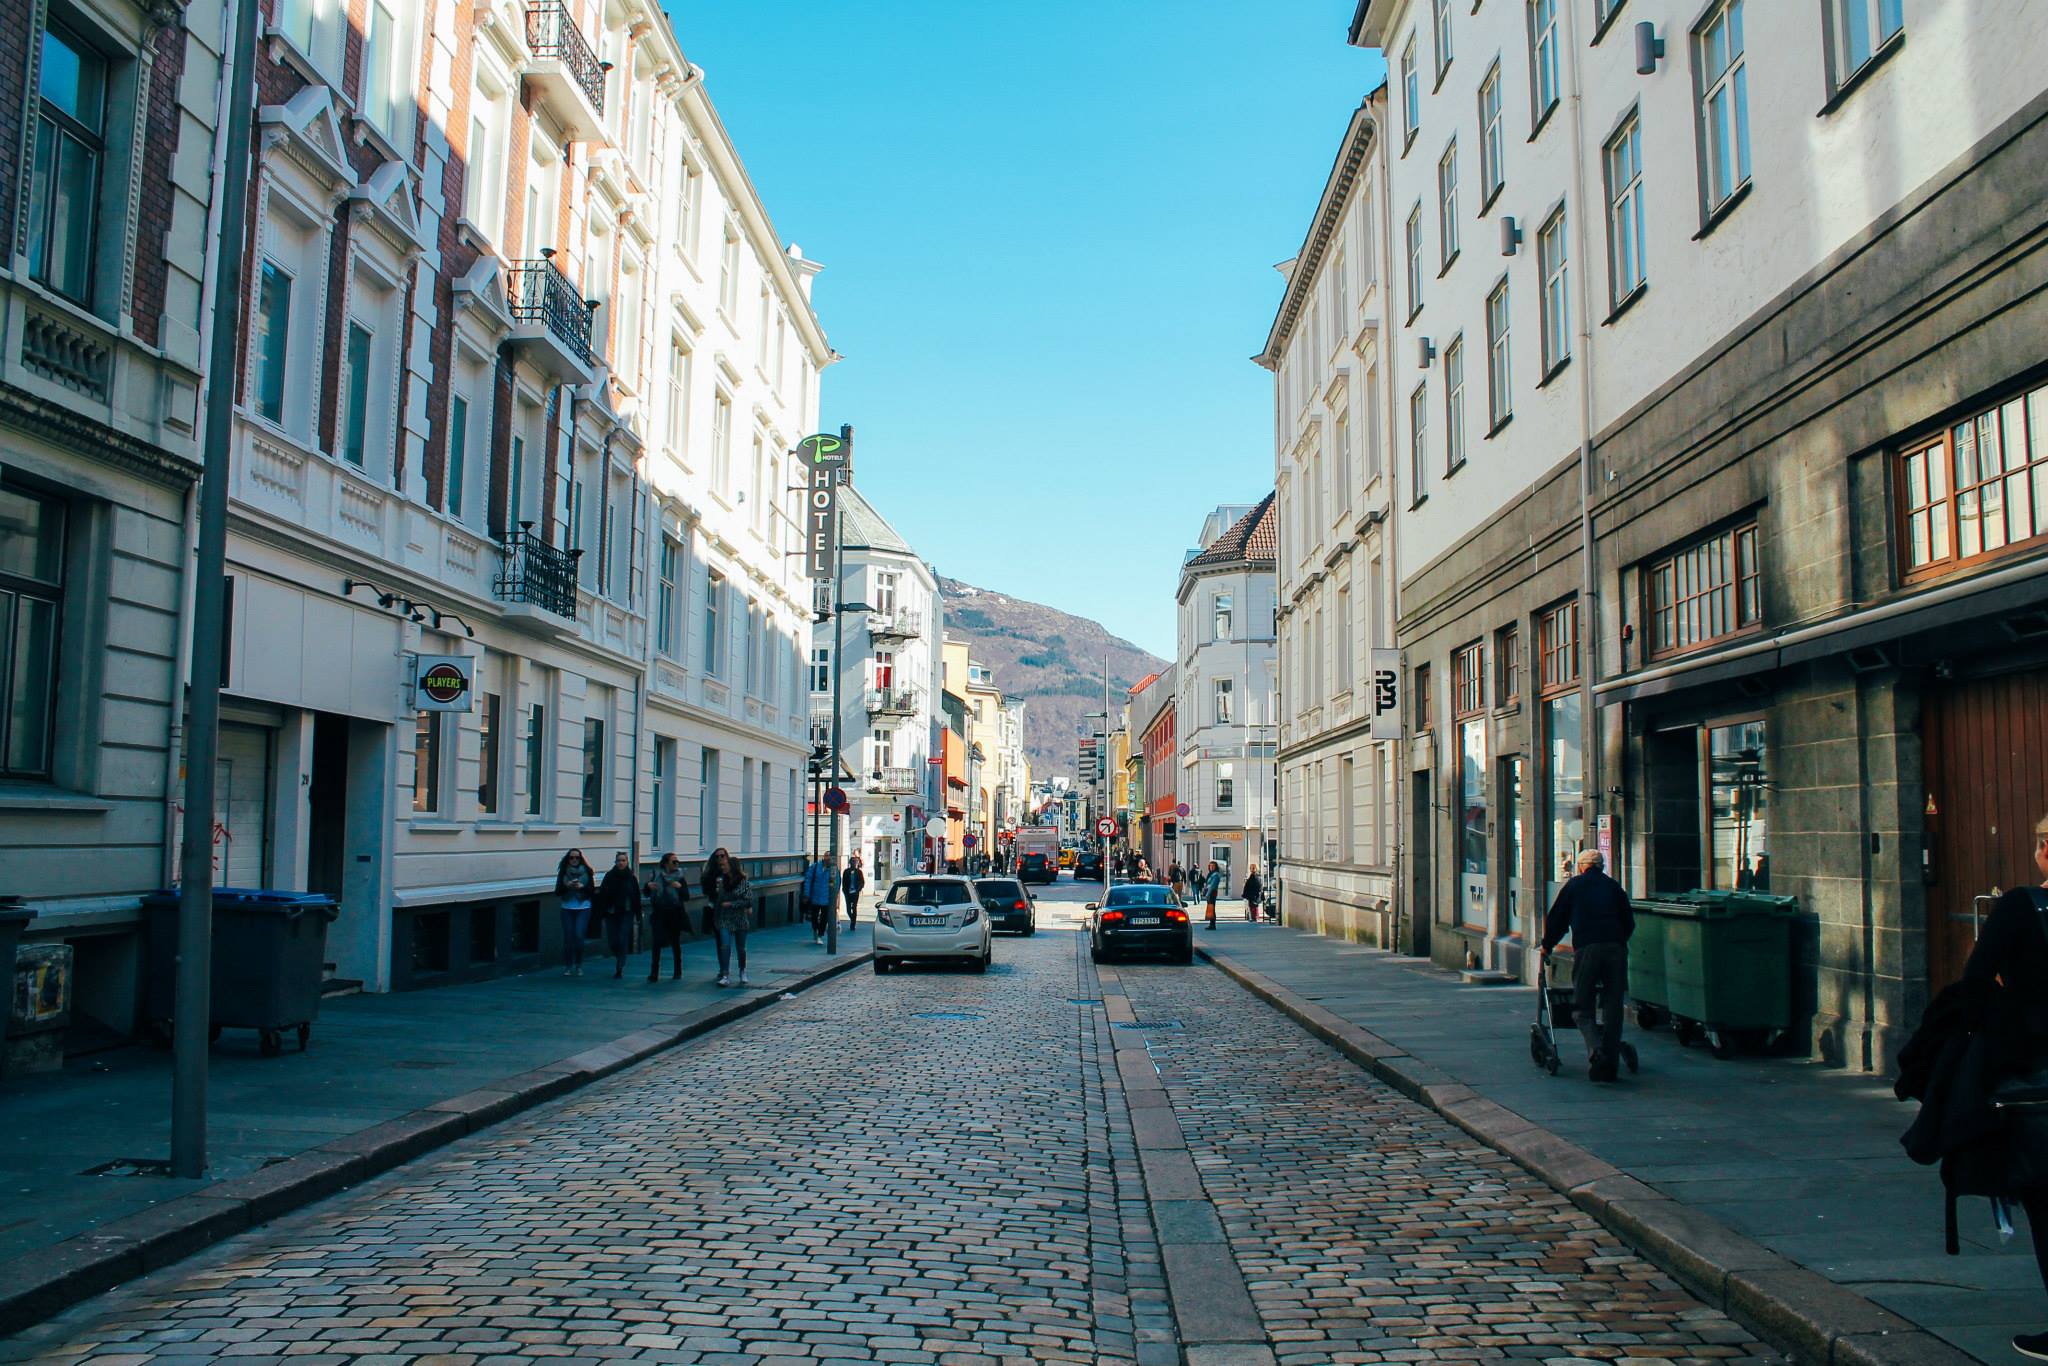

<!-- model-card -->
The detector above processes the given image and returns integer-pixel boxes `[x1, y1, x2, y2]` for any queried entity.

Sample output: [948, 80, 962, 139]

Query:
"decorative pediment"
[258, 84, 355, 199]
[451, 257, 515, 338]
[347, 159, 428, 260]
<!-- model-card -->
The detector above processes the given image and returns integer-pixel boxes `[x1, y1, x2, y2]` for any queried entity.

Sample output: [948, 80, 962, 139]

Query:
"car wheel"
[968, 953, 988, 974]
[1024, 921, 1036, 937]
[1088, 939, 1103, 963]
[1176, 945, 1194, 965]
[873, 957, 891, 975]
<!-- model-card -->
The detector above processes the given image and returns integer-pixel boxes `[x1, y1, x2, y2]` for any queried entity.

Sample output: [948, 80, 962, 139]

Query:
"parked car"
[1017, 851, 1057, 884]
[873, 876, 995, 974]
[973, 878, 1036, 935]
[1087, 883, 1192, 964]
[1074, 850, 1104, 881]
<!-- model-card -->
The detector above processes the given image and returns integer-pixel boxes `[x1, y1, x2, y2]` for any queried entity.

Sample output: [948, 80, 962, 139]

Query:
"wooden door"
[1922, 667, 2048, 988]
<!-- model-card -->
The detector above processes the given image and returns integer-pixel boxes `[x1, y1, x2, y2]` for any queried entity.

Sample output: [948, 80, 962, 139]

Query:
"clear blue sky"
[667, 3, 1385, 659]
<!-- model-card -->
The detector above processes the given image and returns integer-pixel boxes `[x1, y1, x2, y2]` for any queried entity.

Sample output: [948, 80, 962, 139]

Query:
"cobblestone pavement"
[1112, 957, 1786, 1366]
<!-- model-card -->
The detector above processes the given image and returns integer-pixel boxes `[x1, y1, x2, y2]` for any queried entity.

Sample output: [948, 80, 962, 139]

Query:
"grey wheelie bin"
[142, 889, 339, 1055]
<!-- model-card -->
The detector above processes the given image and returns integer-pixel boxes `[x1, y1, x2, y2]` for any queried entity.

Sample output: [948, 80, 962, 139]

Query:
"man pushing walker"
[1539, 849, 1635, 1082]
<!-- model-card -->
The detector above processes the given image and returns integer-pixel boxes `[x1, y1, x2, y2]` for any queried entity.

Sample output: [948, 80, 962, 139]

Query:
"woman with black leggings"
[1970, 814, 2048, 1362]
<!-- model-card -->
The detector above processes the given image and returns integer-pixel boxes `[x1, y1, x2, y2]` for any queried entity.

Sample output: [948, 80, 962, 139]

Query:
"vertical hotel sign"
[800, 432, 849, 580]
[1369, 648, 1403, 740]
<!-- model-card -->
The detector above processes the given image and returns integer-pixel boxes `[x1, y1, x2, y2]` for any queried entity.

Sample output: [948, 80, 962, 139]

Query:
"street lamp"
[820, 594, 874, 956]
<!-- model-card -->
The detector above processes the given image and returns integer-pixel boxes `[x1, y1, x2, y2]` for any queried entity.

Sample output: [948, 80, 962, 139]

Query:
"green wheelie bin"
[1662, 890, 1798, 1056]
[1625, 900, 1688, 1030]
[142, 889, 340, 1055]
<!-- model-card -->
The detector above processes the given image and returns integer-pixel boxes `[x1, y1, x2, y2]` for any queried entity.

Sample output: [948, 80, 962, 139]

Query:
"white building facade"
[1175, 499, 1279, 886]
[1258, 93, 1401, 947]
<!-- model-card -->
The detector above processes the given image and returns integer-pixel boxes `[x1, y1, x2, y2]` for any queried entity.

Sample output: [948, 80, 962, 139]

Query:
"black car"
[973, 878, 1036, 935]
[1017, 851, 1057, 884]
[1074, 850, 1104, 880]
[1087, 884, 1192, 964]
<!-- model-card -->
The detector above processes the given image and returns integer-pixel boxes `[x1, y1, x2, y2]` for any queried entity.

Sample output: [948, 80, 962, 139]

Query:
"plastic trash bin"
[1625, 900, 1689, 1028]
[141, 889, 339, 1056]
[0, 897, 31, 980]
[1661, 891, 1799, 1055]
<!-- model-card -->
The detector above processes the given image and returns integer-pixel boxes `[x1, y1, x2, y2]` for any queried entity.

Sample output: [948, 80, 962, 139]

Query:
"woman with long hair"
[643, 851, 690, 982]
[701, 847, 752, 988]
[554, 848, 595, 977]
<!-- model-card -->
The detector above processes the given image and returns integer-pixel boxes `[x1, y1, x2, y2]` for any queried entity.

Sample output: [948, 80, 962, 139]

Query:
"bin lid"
[1668, 888, 1797, 917]
[0, 900, 33, 925]
[142, 888, 338, 917]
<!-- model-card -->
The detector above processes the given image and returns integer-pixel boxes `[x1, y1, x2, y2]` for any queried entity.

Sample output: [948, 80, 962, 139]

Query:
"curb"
[1195, 946, 1974, 1366]
[0, 950, 871, 1336]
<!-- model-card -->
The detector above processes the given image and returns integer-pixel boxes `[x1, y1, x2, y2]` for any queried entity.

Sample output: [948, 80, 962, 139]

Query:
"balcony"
[868, 767, 920, 796]
[495, 523, 582, 636]
[522, 1, 605, 142]
[507, 255, 594, 382]
[868, 608, 921, 641]
[865, 686, 920, 718]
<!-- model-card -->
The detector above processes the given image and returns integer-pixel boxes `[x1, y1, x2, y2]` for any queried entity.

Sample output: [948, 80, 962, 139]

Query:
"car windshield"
[886, 881, 972, 907]
[1104, 886, 1175, 908]
[975, 880, 1024, 901]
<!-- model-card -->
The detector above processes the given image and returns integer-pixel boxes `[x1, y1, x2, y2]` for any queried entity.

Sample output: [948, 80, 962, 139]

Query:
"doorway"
[1410, 770, 1433, 956]
[307, 713, 350, 904]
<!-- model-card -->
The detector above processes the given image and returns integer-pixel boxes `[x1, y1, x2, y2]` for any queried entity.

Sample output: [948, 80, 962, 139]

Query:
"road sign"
[823, 786, 848, 812]
[1175, 802, 1190, 819]
[1095, 817, 1117, 839]
[924, 816, 947, 838]
[963, 834, 977, 848]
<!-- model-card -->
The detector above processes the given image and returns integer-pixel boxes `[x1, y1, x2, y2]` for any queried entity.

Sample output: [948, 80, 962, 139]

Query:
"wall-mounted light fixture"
[1500, 216, 1522, 256]
[1417, 337, 1436, 368]
[1635, 21, 1665, 75]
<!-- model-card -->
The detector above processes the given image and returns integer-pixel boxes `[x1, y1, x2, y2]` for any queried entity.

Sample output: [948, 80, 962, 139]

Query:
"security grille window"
[1485, 280, 1512, 430]
[1496, 624, 1521, 707]
[524, 700, 547, 816]
[1443, 338, 1466, 473]
[1604, 112, 1646, 306]
[1452, 642, 1485, 717]
[1413, 662, 1432, 733]
[1478, 63, 1504, 206]
[1826, 0, 1903, 92]
[1538, 209, 1569, 375]
[1405, 204, 1423, 319]
[1695, 0, 1752, 213]
[1899, 382, 2048, 580]
[1433, 0, 1453, 78]
[1401, 34, 1420, 149]
[253, 262, 292, 426]
[27, 22, 107, 306]
[1215, 678, 1233, 724]
[413, 712, 442, 814]
[582, 713, 606, 819]
[704, 570, 724, 675]
[478, 692, 501, 814]
[0, 484, 65, 778]
[1409, 381, 1428, 505]
[1527, 0, 1559, 128]
[1648, 521, 1761, 657]
[1437, 141, 1459, 269]
[656, 535, 680, 656]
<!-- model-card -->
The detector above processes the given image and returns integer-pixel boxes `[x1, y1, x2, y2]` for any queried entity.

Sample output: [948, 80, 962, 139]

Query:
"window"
[873, 728, 894, 771]
[1336, 582, 1353, 693]
[1413, 662, 1433, 732]
[1455, 644, 1488, 930]
[253, 261, 292, 426]
[1899, 384, 2048, 578]
[1409, 381, 1428, 504]
[1537, 599, 1579, 694]
[1709, 721, 1769, 890]
[27, 23, 107, 307]
[465, 77, 507, 243]
[873, 649, 895, 692]
[712, 391, 732, 494]
[478, 689, 501, 815]
[413, 711, 441, 813]
[719, 227, 740, 315]
[810, 646, 831, 694]
[508, 433, 527, 531]
[582, 710, 606, 819]
[1478, 63, 1504, 206]
[341, 321, 374, 467]
[1496, 624, 1521, 706]
[704, 570, 724, 675]
[656, 535, 680, 657]
[1433, 0, 1453, 78]
[1437, 141, 1459, 269]
[1604, 113, 1646, 306]
[1485, 280, 1512, 430]
[700, 747, 720, 850]
[445, 395, 469, 520]
[1214, 592, 1234, 641]
[1443, 338, 1466, 473]
[744, 600, 761, 695]
[1537, 601, 1583, 888]
[875, 570, 900, 615]
[359, 0, 412, 144]
[1400, 34, 1420, 147]
[524, 696, 547, 816]
[0, 484, 64, 778]
[1648, 521, 1762, 656]
[1453, 642, 1485, 716]
[666, 338, 690, 455]
[1331, 250, 1347, 350]
[1528, 0, 1559, 127]
[275, 0, 345, 73]
[740, 758, 754, 850]
[1696, 0, 1751, 213]
[1217, 762, 1235, 811]
[1214, 678, 1234, 725]
[1826, 0, 1903, 92]
[1404, 204, 1423, 318]
[1538, 209, 1569, 375]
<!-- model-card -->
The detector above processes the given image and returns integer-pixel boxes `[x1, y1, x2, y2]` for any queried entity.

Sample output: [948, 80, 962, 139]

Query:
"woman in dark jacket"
[701, 847, 752, 988]
[596, 852, 642, 979]
[643, 852, 689, 982]
[555, 849, 595, 977]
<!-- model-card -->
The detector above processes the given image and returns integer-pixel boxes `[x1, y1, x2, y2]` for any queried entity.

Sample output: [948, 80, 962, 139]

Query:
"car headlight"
[962, 907, 980, 925]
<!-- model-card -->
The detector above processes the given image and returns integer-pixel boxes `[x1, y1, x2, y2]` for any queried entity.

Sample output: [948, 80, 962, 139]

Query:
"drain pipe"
[1562, 0, 1605, 896]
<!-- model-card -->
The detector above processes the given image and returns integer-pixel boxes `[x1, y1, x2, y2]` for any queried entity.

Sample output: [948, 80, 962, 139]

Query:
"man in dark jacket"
[1540, 849, 1634, 1081]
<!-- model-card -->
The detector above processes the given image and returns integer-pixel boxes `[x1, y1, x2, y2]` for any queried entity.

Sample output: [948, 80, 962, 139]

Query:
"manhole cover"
[1111, 1020, 1183, 1030]
[911, 1011, 985, 1022]
[1068, 998, 1103, 1006]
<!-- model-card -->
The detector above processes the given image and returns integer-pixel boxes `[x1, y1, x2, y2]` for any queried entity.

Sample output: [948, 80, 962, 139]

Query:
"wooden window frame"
[1452, 641, 1485, 719]
[1414, 661, 1434, 733]
[1536, 599, 1579, 698]
[1495, 623, 1521, 708]
[1895, 379, 2048, 584]
[1644, 519, 1763, 659]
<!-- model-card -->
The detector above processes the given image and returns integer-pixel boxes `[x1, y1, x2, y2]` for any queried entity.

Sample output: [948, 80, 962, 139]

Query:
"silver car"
[872, 876, 995, 974]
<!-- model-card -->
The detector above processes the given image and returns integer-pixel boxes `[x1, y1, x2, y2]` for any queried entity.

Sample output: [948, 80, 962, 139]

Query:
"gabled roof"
[839, 484, 914, 556]
[1184, 493, 1277, 572]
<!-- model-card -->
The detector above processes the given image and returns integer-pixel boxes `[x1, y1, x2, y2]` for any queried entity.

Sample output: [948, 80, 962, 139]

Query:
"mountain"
[937, 577, 1169, 783]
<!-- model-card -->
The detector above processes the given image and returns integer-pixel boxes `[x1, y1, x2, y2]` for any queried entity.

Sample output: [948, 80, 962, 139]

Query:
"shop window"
[1646, 520, 1761, 656]
[1709, 721, 1769, 890]
[412, 711, 441, 813]
[1899, 383, 2048, 580]
[1454, 641, 1488, 930]
[1537, 600, 1583, 890]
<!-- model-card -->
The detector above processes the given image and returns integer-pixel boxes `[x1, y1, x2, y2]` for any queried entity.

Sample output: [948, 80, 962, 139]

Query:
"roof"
[838, 484, 914, 556]
[1255, 96, 1380, 368]
[1127, 671, 1162, 697]
[1184, 493, 1277, 572]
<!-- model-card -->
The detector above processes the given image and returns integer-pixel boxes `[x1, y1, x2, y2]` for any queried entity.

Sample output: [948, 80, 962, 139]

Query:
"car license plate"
[912, 915, 947, 928]
[1127, 915, 1161, 926]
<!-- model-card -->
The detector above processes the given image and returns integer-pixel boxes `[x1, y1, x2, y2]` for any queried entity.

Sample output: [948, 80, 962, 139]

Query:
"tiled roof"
[839, 484, 914, 555]
[1185, 492, 1276, 570]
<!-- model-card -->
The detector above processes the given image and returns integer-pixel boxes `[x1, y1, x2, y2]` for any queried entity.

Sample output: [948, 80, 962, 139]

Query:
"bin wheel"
[259, 1028, 282, 1057]
[1634, 1003, 1667, 1031]
[1675, 1019, 1706, 1048]
[296, 1024, 311, 1052]
[1709, 1029, 1737, 1059]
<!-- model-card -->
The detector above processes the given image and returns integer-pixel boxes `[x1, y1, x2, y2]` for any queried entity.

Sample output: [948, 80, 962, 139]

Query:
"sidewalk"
[1195, 922, 2035, 1366]
[0, 920, 868, 1325]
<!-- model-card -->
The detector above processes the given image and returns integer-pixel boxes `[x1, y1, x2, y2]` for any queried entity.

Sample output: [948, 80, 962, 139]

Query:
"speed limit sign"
[1095, 817, 1117, 839]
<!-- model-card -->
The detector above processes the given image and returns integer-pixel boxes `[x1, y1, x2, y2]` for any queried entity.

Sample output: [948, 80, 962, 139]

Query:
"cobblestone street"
[4, 892, 1783, 1364]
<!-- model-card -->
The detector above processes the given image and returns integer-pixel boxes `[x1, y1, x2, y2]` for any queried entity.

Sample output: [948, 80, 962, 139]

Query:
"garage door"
[216, 723, 272, 887]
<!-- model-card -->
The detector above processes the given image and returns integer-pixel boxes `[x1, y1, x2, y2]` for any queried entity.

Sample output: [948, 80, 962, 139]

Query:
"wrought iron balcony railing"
[508, 256, 593, 367]
[870, 767, 920, 795]
[495, 523, 581, 618]
[864, 687, 921, 717]
[525, 1, 605, 116]
[868, 608, 922, 641]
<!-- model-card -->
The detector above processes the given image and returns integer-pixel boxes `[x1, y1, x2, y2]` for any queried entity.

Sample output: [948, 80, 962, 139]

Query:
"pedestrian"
[801, 855, 834, 943]
[1898, 814, 2048, 1362]
[1539, 849, 1635, 1082]
[1168, 861, 1185, 900]
[554, 849, 595, 977]
[1243, 864, 1265, 923]
[1136, 857, 1151, 884]
[1202, 861, 1224, 930]
[702, 847, 752, 987]
[596, 852, 641, 979]
[643, 852, 689, 981]
[842, 854, 866, 928]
